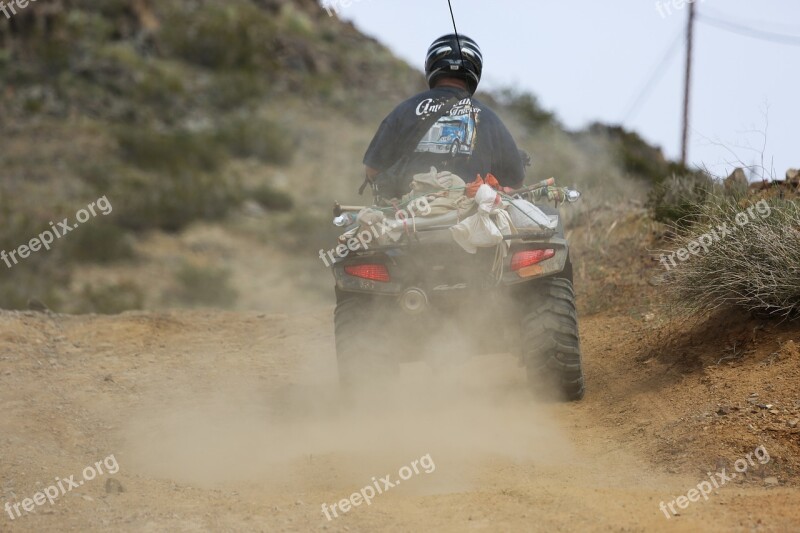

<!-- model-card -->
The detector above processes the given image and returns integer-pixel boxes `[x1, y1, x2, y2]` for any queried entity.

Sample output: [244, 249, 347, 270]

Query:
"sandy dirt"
[1, 299, 799, 532]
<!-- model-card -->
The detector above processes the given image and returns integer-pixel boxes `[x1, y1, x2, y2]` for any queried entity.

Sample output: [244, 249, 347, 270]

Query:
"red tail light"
[344, 264, 390, 282]
[511, 249, 555, 271]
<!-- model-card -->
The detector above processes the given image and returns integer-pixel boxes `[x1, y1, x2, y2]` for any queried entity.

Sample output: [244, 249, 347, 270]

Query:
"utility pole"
[681, 2, 696, 167]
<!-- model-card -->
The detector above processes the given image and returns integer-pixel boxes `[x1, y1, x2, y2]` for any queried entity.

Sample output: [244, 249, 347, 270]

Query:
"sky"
[326, 0, 799, 181]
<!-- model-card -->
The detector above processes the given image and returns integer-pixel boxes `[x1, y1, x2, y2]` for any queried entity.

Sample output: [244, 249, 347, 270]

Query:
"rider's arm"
[492, 115, 525, 189]
[363, 114, 399, 180]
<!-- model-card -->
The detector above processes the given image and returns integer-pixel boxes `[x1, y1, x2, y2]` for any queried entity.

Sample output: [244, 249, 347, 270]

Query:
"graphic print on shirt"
[414, 97, 481, 157]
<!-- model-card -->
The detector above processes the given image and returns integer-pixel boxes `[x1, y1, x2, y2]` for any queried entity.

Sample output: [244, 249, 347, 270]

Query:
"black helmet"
[425, 33, 483, 95]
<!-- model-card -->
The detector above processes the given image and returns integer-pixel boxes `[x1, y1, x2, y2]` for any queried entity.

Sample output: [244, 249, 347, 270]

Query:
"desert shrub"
[171, 263, 237, 308]
[69, 0, 131, 19]
[73, 281, 145, 315]
[111, 167, 242, 233]
[663, 197, 800, 316]
[248, 184, 294, 211]
[129, 59, 187, 110]
[0, 266, 68, 311]
[61, 222, 135, 264]
[117, 127, 227, 174]
[0, 194, 75, 310]
[0, 198, 66, 309]
[157, 2, 276, 71]
[216, 117, 295, 165]
[206, 71, 266, 111]
[64, 10, 117, 44]
[279, 4, 315, 37]
[112, 127, 242, 231]
[648, 173, 717, 225]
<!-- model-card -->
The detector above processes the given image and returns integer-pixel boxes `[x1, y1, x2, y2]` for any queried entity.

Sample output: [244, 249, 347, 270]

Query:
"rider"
[363, 34, 526, 197]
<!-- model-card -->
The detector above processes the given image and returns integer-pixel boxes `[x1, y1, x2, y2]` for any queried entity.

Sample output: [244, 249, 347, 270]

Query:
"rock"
[725, 168, 748, 190]
[788, 419, 799, 428]
[105, 478, 125, 494]
[764, 477, 779, 486]
[717, 406, 731, 416]
[781, 340, 799, 358]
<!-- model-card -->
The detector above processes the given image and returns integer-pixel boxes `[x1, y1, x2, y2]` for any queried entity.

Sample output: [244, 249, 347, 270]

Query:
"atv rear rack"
[340, 226, 558, 255]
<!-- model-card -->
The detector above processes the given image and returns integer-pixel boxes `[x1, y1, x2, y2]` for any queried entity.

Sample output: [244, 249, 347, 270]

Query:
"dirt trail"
[1, 307, 799, 532]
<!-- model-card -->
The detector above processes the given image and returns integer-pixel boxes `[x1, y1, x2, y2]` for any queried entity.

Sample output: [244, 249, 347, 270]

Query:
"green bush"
[171, 263, 237, 308]
[65, 10, 116, 44]
[69, 0, 131, 19]
[0, 267, 67, 312]
[62, 222, 136, 264]
[117, 127, 227, 174]
[206, 71, 266, 111]
[112, 126, 242, 232]
[279, 3, 315, 37]
[111, 167, 242, 233]
[648, 173, 717, 225]
[248, 184, 294, 211]
[73, 281, 145, 315]
[216, 117, 295, 166]
[158, 2, 277, 71]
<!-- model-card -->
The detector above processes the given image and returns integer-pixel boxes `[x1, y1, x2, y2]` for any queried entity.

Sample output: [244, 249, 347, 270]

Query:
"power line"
[701, 6, 800, 36]
[622, 30, 684, 122]
[697, 13, 800, 47]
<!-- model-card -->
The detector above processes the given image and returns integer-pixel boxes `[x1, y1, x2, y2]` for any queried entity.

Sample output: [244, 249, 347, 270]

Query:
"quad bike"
[327, 173, 585, 402]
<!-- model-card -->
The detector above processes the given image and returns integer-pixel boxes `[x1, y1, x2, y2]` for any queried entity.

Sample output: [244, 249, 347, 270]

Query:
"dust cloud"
[120, 333, 573, 496]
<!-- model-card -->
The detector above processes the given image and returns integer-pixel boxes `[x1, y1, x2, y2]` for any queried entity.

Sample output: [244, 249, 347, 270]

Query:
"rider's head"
[425, 33, 483, 95]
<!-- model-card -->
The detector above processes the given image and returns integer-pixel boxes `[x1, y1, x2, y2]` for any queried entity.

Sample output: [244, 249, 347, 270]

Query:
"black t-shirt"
[363, 87, 525, 189]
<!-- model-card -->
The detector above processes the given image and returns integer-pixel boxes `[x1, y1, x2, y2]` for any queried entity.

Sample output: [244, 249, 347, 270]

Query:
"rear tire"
[519, 277, 585, 401]
[334, 291, 398, 389]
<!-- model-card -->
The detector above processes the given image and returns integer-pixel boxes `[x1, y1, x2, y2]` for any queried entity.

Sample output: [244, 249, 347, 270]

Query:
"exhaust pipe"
[399, 288, 428, 315]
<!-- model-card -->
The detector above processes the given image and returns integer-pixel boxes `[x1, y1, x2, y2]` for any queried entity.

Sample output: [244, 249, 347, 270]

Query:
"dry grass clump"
[663, 196, 800, 317]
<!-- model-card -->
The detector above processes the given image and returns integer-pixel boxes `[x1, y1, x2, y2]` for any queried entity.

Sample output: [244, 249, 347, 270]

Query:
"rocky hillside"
[0, 0, 684, 313]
